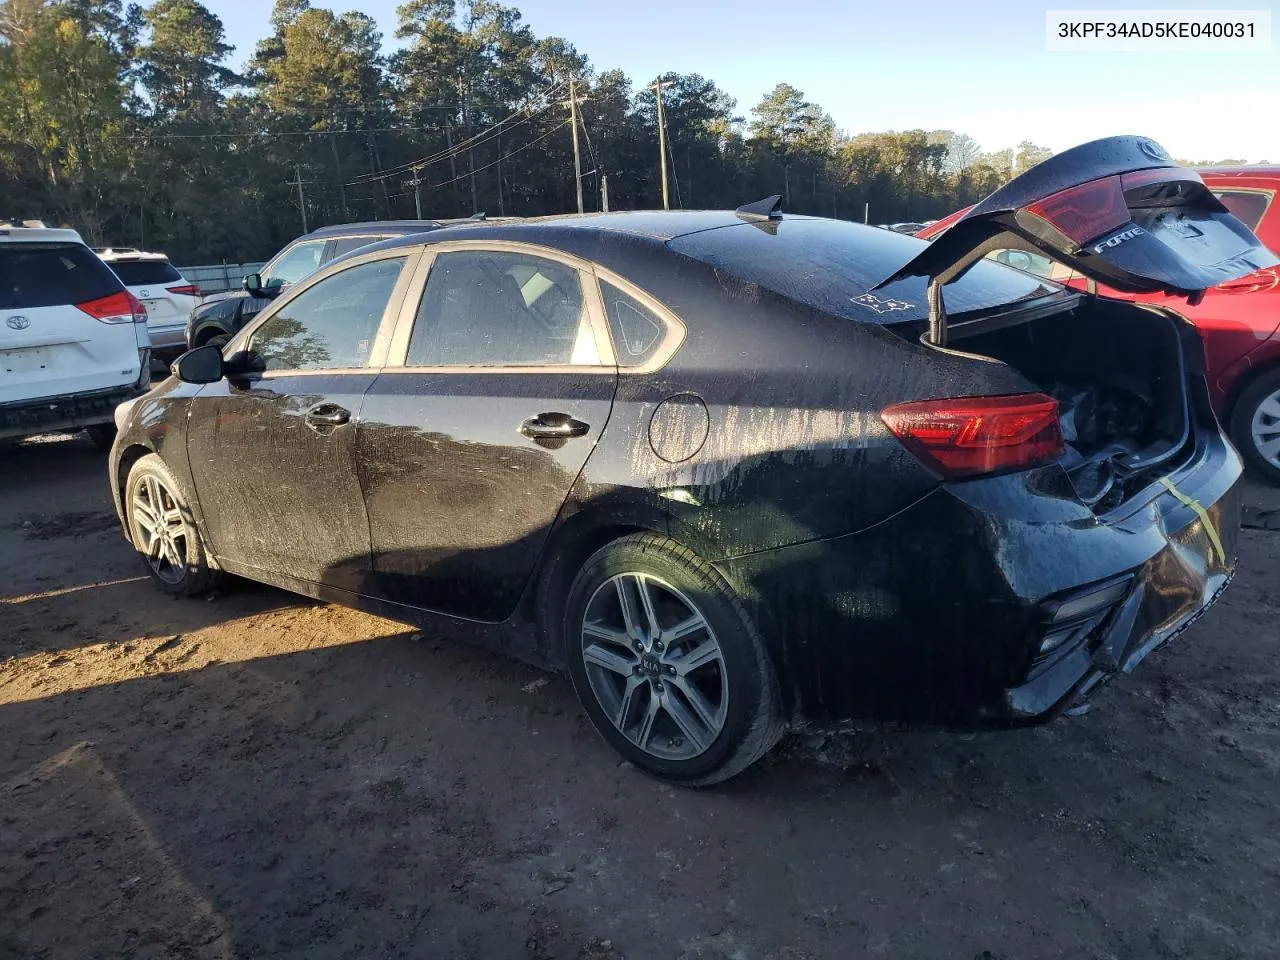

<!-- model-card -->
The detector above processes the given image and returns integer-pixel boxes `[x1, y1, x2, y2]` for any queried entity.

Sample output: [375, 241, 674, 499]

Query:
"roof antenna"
[469, 212, 487, 220]
[735, 195, 783, 222]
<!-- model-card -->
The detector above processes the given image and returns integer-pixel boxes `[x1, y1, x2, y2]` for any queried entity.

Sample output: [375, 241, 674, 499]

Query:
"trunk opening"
[947, 300, 1195, 512]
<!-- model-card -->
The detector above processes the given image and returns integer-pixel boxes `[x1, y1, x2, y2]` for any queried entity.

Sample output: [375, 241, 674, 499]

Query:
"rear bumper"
[0, 382, 147, 441]
[714, 427, 1243, 727]
[147, 322, 188, 352]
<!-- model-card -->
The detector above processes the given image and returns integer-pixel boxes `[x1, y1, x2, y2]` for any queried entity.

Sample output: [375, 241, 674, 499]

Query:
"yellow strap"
[1159, 477, 1226, 565]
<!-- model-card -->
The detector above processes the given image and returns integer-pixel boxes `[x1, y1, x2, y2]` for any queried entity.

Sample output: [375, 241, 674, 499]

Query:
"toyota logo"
[139, 289, 150, 298]
[5, 315, 30, 330]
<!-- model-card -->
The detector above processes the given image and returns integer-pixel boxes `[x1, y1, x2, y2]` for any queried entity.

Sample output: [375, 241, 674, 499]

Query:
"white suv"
[1, 222, 151, 449]
[96, 248, 200, 360]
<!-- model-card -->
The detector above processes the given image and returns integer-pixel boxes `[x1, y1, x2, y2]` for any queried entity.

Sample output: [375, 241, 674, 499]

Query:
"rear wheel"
[1230, 368, 1280, 484]
[563, 533, 782, 786]
[125, 454, 222, 596]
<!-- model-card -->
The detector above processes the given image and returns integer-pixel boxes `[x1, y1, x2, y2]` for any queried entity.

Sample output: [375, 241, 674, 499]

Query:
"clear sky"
[209, 0, 1280, 162]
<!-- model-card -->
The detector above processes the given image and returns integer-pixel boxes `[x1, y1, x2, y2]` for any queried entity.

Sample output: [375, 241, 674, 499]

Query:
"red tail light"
[166, 283, 201, 296]
[881, 393, 1064, 479]
[77, 290, 147, 324]
[1024, 176, 1129, 246]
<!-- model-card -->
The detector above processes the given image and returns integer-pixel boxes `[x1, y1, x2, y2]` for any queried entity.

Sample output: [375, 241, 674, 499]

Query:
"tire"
[1229, 368, 1280, 484]
[124, 453, 223, 597]
[85, 424, 116, 451]
[198, 330, 230, 349]
[563, 533, 782, 786]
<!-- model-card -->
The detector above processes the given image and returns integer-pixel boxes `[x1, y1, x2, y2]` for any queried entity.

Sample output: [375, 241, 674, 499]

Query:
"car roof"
[0, 224, 85, 244]
[302, 220, 451, 239]
[95, 248, 170, 261]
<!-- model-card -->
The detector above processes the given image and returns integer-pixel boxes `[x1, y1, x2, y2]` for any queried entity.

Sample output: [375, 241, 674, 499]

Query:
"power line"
[422, 120, 571, 191]
[345, 82, 567, 186]
[106, 125, 429, 141]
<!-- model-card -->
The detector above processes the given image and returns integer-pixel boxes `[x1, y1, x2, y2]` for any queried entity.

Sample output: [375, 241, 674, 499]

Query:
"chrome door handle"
[520, 414, 589, 439]
[305, 403, 350, 428]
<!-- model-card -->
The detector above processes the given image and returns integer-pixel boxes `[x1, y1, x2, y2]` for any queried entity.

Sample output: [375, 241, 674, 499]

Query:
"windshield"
[261, 238, 325, 287]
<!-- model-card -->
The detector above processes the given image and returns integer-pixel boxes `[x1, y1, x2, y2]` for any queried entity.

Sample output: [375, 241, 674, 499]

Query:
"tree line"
[0, 0, 1102, 263]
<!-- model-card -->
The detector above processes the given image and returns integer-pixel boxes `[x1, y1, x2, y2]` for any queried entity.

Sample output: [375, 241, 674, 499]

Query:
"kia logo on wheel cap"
[5, 315, 30, 330]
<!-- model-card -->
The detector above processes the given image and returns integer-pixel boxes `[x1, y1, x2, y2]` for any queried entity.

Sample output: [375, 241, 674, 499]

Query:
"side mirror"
[171, 344, 224, 384]
[243, 273, 283, 298]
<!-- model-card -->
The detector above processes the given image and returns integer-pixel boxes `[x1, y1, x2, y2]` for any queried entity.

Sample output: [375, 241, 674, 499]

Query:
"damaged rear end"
[872, 136, 1276, 720]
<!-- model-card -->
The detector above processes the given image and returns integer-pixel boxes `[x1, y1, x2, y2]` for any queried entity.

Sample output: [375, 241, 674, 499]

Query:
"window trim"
[382, 239, 618, 374]
[589, 264, 686, 374]
[227, 247, 422, 377]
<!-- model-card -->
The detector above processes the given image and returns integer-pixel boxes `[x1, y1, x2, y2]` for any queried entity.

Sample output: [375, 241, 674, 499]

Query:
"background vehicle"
[96, 248, 200, 362]
[1, 221, 150, 449]
[111, 138, 1273, 784]
[918, 167, 1280, 481]
[184, 217, 516, 348]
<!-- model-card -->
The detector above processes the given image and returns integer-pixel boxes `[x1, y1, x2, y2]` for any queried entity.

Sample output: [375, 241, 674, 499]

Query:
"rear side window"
[0, 243, 122, 310]
[328, 236, 386, 259]
[1215, 190, 1272, 231]
[600, 281, 665, 366]
[406, 251, 598, 367]
[109, 259, 183, 286]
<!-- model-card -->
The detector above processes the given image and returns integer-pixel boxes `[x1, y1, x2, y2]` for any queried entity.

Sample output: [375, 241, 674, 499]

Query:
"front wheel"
[125, 454, 223, 596]
[563, 534, 782, 786]
[1230, 368, 1280, 484]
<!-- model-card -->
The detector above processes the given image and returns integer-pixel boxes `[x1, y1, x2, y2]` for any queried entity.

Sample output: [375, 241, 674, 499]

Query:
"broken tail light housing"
[881, 393, 1064, 479]
[77, 290, 147, 324]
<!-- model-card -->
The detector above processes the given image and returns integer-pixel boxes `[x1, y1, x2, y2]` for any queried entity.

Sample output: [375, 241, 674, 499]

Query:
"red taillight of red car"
[881, 393, 1064, 479]
[77, 290, 147, 324]
[1023, 176, 1130, 246]
[166, 283, 201, 296]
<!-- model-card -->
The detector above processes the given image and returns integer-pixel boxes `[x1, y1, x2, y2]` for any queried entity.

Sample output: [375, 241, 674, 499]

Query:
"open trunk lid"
[875, 136, 1279, 344]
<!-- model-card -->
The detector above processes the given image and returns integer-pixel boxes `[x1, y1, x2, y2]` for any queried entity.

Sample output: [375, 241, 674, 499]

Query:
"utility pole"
[292, 164, 309, 234]
[601, 174, 609, 213]
[654, 77, 673, 210]
[405, 165, 425, 219]
[567, 78, 585, 214]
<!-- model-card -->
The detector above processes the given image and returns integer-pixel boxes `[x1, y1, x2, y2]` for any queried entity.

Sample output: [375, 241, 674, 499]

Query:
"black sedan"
[109, 137, 1277, 784]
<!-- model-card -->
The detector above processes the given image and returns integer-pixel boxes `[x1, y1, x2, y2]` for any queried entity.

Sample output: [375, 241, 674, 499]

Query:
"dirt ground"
[2, 432, 1279, 960]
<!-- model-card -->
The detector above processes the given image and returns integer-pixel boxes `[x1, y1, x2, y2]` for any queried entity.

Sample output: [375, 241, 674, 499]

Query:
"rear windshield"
[0, 242, 122, 310]
[668, 216, 1057, 324]
[109, 259, 183, 285]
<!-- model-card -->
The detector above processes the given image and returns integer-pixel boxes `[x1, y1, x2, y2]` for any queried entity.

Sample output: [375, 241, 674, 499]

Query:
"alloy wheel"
[130, 474, 189, 585]
[580, 573, 728, 761]
[1250, 388, 1280, 469]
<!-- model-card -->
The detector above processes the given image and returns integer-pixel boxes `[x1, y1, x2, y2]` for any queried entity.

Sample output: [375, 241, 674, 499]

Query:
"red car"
[918, 168, 1280, 481]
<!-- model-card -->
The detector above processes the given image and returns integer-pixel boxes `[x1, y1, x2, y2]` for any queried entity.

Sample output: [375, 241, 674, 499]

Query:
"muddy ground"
[2, 432, 1278, 960]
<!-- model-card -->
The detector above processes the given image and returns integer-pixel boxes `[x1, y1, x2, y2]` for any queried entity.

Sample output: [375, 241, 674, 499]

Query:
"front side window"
[249, 257, 406, 371]
[406, 250, 599, 367]
[261, 239, 326, 288]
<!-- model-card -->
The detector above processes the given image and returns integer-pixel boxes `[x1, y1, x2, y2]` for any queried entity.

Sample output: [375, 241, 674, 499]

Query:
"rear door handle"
[305, 403, 351, 428]
[520, 413, 590, 439]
